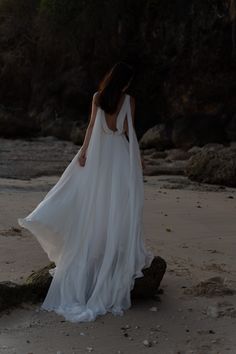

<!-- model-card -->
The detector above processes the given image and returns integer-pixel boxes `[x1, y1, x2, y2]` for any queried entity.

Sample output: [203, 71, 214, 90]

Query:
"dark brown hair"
[96, 62, 134, 114]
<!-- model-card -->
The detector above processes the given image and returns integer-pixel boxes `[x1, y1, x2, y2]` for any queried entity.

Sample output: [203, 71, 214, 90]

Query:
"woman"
[18, 62, 154, 323]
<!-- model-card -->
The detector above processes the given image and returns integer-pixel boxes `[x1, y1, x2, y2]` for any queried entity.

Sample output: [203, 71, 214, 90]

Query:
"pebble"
[149, 306, 158, 312]
[143, 339, 152, 347]
[207, 305, 219, 318]
[121, 324, 131, 330]
[86, 347, 94, 352]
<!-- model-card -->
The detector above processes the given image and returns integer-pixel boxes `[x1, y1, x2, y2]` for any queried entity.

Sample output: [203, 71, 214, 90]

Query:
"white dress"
[18, 92, 154, 322]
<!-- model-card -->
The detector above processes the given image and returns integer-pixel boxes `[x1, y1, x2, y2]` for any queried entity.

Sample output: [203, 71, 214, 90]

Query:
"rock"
[185, 146, 236, 187]
[131, 256, 167, 299]
[187, 146, 203, 156]
[166, 148, 191, 161]
[207, 305, 219, 318]
[0, 262, 55, 312]
[143, 340, 152, 347]
[141, 148, 157, 156]
[0, 257, 167, 312]
[202, 143, 225, 150]
[149, 306, 158, 312]
[140, 124, 172, 150]
[144, 160, 187, 176]
[150, 151, 168, 159]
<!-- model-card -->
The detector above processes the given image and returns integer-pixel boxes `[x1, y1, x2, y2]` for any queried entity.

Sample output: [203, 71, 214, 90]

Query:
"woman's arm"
[78, 93, 98, 166]
[81, 93, 98, 153]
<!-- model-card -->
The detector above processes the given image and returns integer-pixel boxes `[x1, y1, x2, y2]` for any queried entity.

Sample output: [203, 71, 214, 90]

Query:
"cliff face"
[0, 0, 235, 141]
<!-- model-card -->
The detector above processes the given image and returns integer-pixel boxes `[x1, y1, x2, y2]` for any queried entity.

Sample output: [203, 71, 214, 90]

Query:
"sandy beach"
[0, 171, 236, 354]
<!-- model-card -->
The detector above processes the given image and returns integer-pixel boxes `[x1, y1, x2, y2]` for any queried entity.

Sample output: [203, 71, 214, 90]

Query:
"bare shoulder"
[93, 91, 99, 106]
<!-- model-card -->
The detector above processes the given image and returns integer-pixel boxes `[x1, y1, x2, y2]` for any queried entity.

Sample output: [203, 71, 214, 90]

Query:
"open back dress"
[18, 92, 154, 322]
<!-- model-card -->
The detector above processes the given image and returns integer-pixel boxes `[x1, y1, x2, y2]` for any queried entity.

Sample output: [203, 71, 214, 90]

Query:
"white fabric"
[18, 93, 154, 322]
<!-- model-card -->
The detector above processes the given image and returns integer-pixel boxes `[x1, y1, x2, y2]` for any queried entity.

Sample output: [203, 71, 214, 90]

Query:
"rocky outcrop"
[185, 145, 236, 187]
[140, 124, 172, 150]
[0, 0, 235, 144]
[0, 256, 167, 312]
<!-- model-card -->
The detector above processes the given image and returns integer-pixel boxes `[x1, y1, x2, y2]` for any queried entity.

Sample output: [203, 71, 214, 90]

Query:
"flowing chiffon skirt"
[18, 93, 154, 322]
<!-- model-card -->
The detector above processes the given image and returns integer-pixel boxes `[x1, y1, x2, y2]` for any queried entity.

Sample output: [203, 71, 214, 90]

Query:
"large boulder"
[185, 146, 236, 187]
[0, 257, 167, 312]
[140, 124, 172, 150]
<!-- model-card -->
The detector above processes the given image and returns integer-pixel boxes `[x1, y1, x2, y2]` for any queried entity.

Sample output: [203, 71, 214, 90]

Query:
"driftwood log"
[0, 256, 167, 312]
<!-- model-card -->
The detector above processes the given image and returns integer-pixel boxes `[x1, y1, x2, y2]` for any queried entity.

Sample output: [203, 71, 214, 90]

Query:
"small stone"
[166, 227, 172, 232]
[207, 305, 219, 318]
[121, 324, 131, 330]
[86, 347, 93, 352]
[143, 339, 152, 347]
[209, 329, 215, 334]
[80, 332, 86, 336]
[149, 306, 158, 312]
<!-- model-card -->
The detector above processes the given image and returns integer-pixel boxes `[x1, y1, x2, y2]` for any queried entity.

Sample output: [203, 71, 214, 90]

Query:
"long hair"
[96, 62, 134, 114]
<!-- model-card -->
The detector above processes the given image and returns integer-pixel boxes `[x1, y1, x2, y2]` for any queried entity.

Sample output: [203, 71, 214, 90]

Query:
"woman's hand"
[78, 148, 87, 167]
